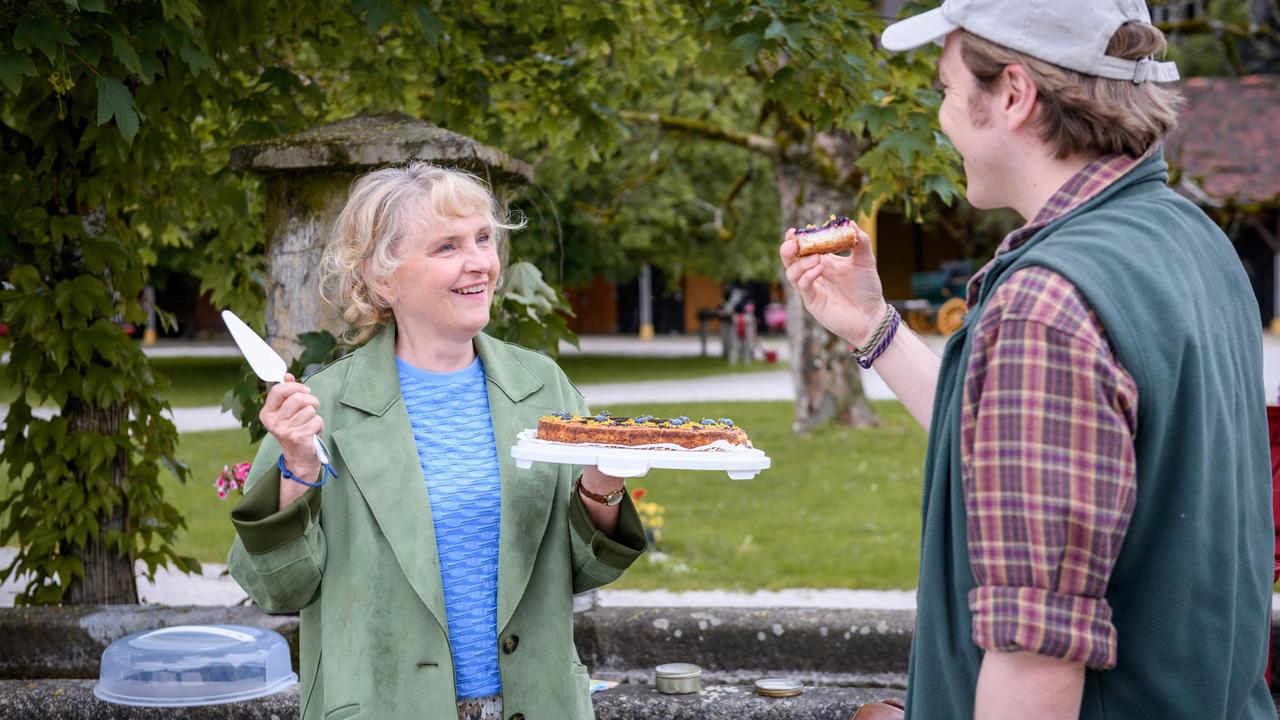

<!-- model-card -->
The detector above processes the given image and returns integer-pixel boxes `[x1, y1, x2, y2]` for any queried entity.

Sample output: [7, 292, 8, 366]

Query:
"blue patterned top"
[397, 356, 502, 699]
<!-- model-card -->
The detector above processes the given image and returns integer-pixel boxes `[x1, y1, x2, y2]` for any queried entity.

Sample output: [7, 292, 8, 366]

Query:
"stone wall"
[3, 605, 1278, 719]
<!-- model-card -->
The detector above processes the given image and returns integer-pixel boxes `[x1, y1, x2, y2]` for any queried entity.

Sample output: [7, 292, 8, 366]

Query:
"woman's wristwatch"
[576, 476, 626, 506]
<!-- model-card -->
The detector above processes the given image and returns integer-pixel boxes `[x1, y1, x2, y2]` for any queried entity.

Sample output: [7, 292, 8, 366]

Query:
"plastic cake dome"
[95, 625, 297, 707]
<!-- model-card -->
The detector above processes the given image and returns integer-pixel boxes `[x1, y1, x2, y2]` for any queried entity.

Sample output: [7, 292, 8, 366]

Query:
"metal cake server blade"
[220, 310, 331, 465]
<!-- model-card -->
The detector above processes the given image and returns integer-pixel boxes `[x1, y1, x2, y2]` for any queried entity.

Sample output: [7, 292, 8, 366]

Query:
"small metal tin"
[754, 677, 804, 698]
[655, 663, 702, 694]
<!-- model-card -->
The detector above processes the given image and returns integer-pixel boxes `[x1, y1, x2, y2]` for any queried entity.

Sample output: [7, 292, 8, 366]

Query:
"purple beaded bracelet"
[854, 304, 901, 370]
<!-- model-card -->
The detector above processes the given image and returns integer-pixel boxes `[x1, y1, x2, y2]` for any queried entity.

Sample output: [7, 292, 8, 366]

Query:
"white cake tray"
[511, 429, 771, 480]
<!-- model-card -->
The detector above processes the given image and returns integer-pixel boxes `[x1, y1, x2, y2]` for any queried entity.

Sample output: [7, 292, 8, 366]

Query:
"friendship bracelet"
[855, 304, 901, 370]
[851, 303, 895, 357]
[277, 453, 337, 488]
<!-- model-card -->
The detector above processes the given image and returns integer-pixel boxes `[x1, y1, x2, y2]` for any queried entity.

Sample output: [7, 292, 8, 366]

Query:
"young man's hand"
[780, 226, 887, 347]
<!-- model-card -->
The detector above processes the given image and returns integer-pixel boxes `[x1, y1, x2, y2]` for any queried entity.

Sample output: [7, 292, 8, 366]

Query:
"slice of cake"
[537, 411, 750, 450]
[795, 215, 859, 256]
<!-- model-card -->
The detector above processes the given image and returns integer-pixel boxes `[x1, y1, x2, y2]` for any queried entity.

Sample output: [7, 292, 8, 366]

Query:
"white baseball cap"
[881, 0, 1179, 84]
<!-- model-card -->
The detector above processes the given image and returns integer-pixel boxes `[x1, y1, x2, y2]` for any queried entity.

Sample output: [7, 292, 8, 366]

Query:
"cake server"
[220, 310, 331, 465]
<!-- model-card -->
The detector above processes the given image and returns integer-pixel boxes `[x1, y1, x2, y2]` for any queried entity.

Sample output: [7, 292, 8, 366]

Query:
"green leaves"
[488, 261, 578, 356]
[354, 0, 397, 34]
[410, 2, 444, 46]
[53, 275, 110, 327]
[728, 31, 762, 63]
[1, 3, 220, 603]
[763, 19, 807, 48]
[106, 26, 141, 76]
[14, 14, 77, 62]
[161, 0, 202, 28]
[177, 43, 214, 75]
[0, 50, 38, 94]
[95, 77, 138, 142]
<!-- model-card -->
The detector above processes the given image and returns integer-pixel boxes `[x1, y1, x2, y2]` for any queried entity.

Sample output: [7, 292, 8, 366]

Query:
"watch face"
[604, 490, 624, 506]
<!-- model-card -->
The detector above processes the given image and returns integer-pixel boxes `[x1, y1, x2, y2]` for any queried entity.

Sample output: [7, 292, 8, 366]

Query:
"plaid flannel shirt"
[960, 152, 1147, 669]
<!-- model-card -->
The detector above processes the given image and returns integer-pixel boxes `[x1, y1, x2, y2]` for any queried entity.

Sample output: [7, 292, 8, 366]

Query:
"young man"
[780, 1, 1275, 718]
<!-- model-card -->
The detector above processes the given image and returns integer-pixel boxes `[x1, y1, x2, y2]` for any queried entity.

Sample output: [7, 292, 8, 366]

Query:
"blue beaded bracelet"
[278, 453, 337, 488]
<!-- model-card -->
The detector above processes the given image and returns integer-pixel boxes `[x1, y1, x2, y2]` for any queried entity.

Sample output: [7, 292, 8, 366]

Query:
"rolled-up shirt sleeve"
[962, 266, 1138, 670]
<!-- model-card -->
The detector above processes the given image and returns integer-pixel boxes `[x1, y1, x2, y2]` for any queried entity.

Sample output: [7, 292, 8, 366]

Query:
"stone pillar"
[230, 112, 534, 359]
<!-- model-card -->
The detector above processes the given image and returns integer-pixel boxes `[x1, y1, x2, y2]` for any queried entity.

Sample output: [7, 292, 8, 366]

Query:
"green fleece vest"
[905, 151, 1274, 719]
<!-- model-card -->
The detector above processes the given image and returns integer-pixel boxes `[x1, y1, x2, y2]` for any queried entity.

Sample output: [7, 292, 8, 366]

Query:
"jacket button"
[502, 634, 520, 654]
[509, 714, 525, 720]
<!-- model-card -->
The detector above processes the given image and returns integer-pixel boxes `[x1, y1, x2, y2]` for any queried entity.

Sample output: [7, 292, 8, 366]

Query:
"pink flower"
[214, 461, 253, 500]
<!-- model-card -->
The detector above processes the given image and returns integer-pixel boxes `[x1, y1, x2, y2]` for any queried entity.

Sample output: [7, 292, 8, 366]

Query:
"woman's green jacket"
[227, 325, 646, 720]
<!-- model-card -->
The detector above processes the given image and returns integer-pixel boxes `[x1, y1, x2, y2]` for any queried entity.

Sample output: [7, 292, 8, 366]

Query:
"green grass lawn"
[155, 400, 924, 590]
[1, 355, 783, 408]
[152, 358, 250, 408]
[160, 428, 261, 567]
[2, 400, 925, 590]
[607, 401, 925, 591]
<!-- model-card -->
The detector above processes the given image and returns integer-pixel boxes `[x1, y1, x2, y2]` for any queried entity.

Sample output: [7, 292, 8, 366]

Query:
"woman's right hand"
[260, 373, 324, 510]
[780, 226, 888, 347]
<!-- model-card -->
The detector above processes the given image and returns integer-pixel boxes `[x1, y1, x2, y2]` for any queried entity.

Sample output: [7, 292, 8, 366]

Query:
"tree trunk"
[52, 210, 139, 605]
[775, 131, 878, 434]
[63, 402, 137, 605]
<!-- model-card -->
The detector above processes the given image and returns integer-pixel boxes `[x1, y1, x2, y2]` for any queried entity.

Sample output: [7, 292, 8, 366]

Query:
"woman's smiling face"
[385, 211, 499, 345]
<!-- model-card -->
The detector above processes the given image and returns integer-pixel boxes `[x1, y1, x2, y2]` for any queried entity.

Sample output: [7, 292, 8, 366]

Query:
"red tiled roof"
[1166, 75, 1280, 207]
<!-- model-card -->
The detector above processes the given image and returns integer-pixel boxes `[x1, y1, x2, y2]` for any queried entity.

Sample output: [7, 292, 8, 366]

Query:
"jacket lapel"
[474, 333, 555, 632]
[332, 325, 448, 633]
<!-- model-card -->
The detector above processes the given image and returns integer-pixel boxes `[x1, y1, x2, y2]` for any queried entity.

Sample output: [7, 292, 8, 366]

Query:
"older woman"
[228, 163, 646, 720]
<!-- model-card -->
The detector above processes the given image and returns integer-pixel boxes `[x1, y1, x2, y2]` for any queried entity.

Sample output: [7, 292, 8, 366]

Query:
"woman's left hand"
[578, 466, 626, 537]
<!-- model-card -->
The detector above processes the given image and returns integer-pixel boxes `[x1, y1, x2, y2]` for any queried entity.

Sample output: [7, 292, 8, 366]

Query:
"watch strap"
[576, 476, 626, 506]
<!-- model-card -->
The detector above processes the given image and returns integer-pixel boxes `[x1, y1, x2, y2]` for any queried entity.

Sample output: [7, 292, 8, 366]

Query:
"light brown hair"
[959, 22, 1184, 159]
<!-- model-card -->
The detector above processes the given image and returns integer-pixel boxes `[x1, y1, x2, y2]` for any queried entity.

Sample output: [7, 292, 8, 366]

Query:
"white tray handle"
[595, 459, 651, 478]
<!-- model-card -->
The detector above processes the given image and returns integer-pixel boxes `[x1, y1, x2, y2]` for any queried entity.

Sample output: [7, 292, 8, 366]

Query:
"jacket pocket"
[325, 703, 360, 720]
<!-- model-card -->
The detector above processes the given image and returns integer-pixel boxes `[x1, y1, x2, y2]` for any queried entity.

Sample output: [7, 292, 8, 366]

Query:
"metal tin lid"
[754, 677, 804, 698]
[655, 663, 702, 680]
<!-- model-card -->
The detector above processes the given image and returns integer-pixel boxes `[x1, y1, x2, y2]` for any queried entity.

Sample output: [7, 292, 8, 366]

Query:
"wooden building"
[1166, 74, 1280, 328]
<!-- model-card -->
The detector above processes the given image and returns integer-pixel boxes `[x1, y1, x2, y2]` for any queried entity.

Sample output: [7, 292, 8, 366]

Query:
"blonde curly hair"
[321, 163, 524, 344]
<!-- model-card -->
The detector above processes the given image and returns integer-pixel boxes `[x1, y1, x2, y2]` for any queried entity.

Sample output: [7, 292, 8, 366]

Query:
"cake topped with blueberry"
[536, 410, 751, 449]
[794, 214, 859, 257]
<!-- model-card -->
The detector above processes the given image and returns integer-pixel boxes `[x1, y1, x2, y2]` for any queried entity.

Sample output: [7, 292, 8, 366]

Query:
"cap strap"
[1093, 55, 1180, 84]
[1139, 58, 1179, 84]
